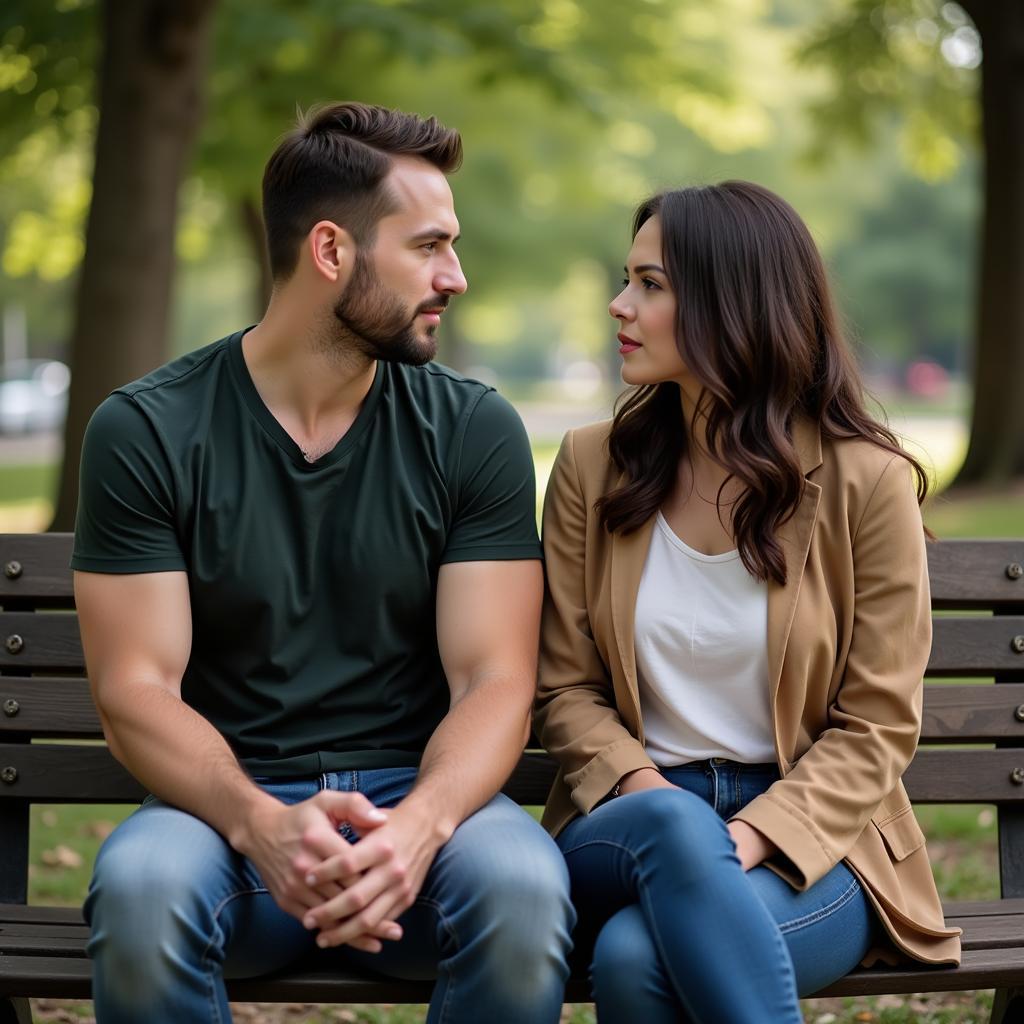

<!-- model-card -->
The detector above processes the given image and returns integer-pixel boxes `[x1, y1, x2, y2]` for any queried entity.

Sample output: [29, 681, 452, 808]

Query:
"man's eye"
[422, 242, 437, 253]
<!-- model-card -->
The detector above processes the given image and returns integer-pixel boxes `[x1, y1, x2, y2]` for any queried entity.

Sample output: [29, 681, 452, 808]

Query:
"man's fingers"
[302, 861, 396, 930]
[302, 832, 395, 884]
[315, 891, 409, 949]
[314, 790, 388, 831]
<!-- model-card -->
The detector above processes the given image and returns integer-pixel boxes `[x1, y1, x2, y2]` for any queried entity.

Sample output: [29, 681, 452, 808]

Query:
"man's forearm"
[98, 678, 277, 848]
[401, 671, 531, 841]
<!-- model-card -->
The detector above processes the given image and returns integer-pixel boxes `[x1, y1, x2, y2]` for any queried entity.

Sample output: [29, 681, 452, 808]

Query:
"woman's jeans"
[557, 760, 876, 1024]
[85, 767, 574, 1024]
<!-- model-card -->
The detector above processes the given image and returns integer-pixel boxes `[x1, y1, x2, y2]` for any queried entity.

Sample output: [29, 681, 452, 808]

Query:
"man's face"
[334, 157, 467, 365]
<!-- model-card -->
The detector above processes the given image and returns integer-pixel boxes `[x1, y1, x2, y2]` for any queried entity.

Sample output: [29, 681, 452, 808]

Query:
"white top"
[635, 511, 775, 766]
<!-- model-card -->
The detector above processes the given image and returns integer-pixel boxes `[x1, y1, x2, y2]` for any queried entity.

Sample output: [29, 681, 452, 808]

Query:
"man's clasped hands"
[234, 791, 439, 954]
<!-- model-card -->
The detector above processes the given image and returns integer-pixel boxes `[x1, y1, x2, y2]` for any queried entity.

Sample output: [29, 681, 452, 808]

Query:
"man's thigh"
[87, 791, 315, 978]
[339, 792, 571, 979]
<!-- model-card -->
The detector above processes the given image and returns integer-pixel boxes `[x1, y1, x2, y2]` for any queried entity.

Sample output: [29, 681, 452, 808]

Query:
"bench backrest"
[2, 534, 1023, 903]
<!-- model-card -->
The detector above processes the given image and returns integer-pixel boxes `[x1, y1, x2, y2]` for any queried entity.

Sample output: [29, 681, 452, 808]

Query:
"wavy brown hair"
[596, 182, 930, 585]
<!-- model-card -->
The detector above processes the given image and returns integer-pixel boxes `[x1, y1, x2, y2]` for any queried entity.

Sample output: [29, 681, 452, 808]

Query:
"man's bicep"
[74, 570, 192, 703]
[435, 559, 543, 701]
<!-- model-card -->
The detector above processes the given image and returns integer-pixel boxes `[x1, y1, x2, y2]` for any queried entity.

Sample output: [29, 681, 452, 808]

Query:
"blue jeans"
[85, 767, 574, 1024]
[557, 760, 876, 1024]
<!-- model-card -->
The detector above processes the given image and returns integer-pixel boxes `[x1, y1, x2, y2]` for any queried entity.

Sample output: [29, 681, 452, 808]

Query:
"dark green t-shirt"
[72, 328, 541, 776]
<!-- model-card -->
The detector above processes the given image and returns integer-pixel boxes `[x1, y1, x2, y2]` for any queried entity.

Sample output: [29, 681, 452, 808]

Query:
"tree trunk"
[952, 0, 1024, 487]
[241, 194, 274, 319]
[50, 0, 218, 530]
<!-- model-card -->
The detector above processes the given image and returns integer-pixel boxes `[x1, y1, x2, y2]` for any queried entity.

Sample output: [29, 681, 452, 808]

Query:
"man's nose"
[437, 254, 468, 295]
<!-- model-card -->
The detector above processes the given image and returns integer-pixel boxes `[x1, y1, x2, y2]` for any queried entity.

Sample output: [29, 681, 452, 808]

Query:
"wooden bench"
[1, 532, 1023, 1023]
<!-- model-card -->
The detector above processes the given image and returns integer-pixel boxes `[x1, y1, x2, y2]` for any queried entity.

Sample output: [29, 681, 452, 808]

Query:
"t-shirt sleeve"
[71, 392, 187, 573]
[441, 389, 541, 563]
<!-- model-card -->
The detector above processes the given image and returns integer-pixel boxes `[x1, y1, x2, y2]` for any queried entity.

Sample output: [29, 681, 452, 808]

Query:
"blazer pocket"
[874, 806, 927, 862]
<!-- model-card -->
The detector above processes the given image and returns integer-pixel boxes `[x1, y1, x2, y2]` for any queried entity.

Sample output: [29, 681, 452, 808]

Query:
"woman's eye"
[621, 277, 629, 286]
[641, 278, 660, 291]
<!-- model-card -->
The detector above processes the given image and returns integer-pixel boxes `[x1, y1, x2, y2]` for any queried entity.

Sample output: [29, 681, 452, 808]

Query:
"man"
[74, 101, 574, 1024]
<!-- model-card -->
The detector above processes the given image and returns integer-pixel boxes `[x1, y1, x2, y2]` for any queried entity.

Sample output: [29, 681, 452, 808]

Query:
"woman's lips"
[617, 333, 641, 354]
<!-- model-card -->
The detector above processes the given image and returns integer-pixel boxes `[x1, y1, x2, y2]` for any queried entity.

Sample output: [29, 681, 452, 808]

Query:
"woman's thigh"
[747, 859, 875, 995]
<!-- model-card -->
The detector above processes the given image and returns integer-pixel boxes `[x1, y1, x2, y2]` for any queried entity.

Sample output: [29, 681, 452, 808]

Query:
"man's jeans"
[557, 760, 876, 1024]
[85, 767, 574, 1024]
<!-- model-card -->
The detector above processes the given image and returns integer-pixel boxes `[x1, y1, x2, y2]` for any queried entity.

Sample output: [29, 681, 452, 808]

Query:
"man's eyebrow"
[412, 229, 461, 245]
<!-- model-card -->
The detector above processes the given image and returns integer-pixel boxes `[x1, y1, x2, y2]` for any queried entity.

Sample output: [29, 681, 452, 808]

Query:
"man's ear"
[306, 221, 355, 283]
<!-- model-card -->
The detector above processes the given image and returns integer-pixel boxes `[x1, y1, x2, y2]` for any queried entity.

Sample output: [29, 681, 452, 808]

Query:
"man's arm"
[299, 557, 543, 947]
[76, 569, 395, 950]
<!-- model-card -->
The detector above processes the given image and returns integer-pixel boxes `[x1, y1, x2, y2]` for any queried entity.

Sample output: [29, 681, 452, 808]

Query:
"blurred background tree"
[800, 0, 1022, 485]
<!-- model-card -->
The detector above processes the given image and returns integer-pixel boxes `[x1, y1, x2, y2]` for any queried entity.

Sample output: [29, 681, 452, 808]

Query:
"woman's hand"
[616, 767, 676, 796]
[727, 819, 777, 871]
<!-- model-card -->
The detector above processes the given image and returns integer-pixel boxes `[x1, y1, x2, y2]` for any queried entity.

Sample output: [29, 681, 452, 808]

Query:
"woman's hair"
[596, 181, 930, 585]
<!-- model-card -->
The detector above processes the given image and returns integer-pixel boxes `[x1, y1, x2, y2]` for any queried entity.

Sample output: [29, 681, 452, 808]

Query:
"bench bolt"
[1012, 768, 1024, 786]
[1013, 635, 1024, 655]
[0, 766, 16, 785]
[4, 634, 24, 655]
[1016, 704, 1024, 723]
[2, 699, 18, 717]
[1008, 562, 1024, 581]
[3, 560, 21, 580]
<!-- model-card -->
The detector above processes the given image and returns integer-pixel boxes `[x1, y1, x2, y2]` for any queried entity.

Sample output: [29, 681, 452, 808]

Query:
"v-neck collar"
[227, 327, 384, 472]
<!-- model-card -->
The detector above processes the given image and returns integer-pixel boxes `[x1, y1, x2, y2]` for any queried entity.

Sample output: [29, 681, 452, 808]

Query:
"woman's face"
[609, 216, 691, 389]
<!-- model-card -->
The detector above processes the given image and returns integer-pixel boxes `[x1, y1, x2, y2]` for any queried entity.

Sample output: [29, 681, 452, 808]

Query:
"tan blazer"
[535, 417, 961, 966]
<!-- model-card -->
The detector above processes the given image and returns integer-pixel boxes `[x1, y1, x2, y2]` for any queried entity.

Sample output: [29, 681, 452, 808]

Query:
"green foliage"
[798, 0, 980, 179]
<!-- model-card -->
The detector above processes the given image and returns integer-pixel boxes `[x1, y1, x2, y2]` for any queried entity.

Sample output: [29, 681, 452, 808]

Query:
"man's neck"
[242, 297, 378, 452]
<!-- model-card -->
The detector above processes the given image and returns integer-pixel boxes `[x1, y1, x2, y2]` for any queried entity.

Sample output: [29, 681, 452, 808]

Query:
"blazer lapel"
[610, 515, 656, 736]
[766, 419, 823, 720]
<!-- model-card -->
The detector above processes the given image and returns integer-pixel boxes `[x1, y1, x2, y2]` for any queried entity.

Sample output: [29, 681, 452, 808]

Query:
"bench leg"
[992, 987, 1024, 1024]
[0, 997, 31, 1024]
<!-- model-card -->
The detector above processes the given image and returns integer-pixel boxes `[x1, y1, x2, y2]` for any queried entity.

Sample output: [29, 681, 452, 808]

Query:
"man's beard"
[332, 251, 443, 366]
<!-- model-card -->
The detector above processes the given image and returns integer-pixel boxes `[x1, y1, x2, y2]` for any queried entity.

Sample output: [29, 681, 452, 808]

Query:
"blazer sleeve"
[534, 430, 658, 813]
[730, 454, 931, 889]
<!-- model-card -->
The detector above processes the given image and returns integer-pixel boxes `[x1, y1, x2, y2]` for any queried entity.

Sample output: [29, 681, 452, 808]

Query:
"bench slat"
[0, 745, 145, 803]
[2, 538, 1022, 610]
[6, 744, 1024, 807]
[1, 946, 1021, 1001]
[0, 535, 75, 606]
[927, 541, 1024, 611]
[3, 612, 1022, 678]
[0, 614, 83, 672]
[920, 684, 1024, 741]
[903, 749, 1024, 803]
[927, 617, 1024, 676]
[0, 679, 99, 736]
[5, 680, 1024, 744]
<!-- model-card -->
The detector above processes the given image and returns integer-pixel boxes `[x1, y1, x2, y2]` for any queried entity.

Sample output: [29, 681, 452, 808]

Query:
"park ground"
[3, 404, 1021, 1022]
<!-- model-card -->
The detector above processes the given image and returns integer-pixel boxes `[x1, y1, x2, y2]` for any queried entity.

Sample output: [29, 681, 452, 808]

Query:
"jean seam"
[200, 884, 271, 1023]
[776, 877, 861, 935]
[415, 895, 458, 1023]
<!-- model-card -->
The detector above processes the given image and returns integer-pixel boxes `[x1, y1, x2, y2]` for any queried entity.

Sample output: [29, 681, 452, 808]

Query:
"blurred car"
[0, 359, 70, 434]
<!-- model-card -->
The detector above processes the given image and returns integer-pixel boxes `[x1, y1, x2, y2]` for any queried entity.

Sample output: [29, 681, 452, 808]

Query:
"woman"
[534, 182, 960, 1023]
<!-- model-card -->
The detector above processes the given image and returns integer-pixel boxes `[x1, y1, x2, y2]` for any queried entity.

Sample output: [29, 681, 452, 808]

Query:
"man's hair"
[261, 101, 463, 281]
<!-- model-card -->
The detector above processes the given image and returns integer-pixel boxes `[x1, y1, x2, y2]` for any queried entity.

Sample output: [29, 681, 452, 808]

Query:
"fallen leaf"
[40, 810, 58, 827]
[40, 844, 83, 869]
[87, 820, 116, 840]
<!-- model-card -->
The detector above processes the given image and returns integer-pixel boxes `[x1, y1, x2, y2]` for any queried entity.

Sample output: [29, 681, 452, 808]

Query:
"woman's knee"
[619, 787, 732, 866]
